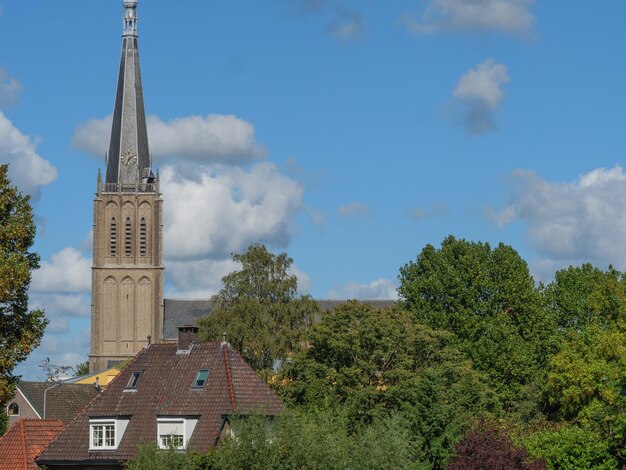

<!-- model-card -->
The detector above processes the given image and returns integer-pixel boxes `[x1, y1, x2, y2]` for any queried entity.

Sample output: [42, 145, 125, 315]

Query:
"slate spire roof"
[37, 342, 283, 465]
[105, 0, 152, 186]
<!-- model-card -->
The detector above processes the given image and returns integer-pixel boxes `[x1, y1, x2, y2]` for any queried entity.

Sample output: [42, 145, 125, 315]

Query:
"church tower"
[90, 0, 164, 372]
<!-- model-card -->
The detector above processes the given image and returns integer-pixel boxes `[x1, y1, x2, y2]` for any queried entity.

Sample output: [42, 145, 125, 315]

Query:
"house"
[7, 381, 101, 429]
[37, 327, 282, 469]
[0, 419, 64, 470]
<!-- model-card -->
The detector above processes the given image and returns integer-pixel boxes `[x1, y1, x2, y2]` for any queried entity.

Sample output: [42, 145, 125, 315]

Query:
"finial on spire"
[123, 0, 138, 37]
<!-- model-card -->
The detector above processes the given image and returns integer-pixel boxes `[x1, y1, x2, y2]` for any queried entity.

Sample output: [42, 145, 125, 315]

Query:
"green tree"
[277, 301, 496, 468]
[124, 443, 213, 469]
[198, 244, 318, 375]
[523, 425, 617, 470]
[73, 360, 90, 376]
[0, 164, 47, 409]
[125, 410, 416, 470]
[0, 409, 7, 436]
[398, 236, 555, 411]
[545, 324, 626, 463]
[543, 264, 626, 332]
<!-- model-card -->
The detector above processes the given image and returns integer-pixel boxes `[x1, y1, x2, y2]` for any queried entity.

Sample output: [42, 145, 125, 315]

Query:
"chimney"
[177, 326, 199, 351]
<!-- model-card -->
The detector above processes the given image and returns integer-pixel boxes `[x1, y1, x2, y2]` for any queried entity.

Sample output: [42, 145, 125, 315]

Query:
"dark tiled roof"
[37, 342, 282, 465]
[162, 298, 396, 340]
[0, 419, 64, 470]
[17, 382, 101, 424]
[163, 299, 213, 340]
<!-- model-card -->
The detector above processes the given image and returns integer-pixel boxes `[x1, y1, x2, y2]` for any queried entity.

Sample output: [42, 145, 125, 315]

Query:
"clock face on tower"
[121, 149, 137, 166]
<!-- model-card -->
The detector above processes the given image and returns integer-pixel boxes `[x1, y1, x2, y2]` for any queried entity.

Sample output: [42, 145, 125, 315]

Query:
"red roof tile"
[0, 419, 64, 470]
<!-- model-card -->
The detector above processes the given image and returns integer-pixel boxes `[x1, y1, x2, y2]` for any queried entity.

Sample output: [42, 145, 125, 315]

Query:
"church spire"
[105, 0, 151, 186]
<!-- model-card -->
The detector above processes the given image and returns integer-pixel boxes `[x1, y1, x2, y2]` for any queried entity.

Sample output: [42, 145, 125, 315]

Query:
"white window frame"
[89, 418, 129, 450]
[7, 402, 19, 416]
[156, 417, 198, 450]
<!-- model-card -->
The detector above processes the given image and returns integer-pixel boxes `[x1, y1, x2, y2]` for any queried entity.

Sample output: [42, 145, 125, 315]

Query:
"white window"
[7, 403, 19, 416]
[89, 418, 129, 450]
[157, 417, 198, 450]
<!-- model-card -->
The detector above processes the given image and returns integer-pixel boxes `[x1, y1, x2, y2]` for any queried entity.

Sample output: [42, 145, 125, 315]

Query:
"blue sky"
[1, 0, 625, 378]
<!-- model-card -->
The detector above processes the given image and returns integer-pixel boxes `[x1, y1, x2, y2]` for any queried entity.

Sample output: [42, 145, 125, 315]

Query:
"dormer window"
[7, 402, 19, 416]
[157, 417, 198, 450]
[89, 418, 129, 450]
[125, 371, 142, 390]
[193, 370, 209, 388]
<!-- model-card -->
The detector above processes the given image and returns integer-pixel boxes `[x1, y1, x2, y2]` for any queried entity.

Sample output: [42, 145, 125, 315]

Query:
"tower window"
[110, 218, 117, 256]
[140, 218, 147, 257]
[125, 217, 133, 257]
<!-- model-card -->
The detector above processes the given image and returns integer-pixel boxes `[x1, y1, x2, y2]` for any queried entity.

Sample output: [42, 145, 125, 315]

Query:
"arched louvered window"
[139, 218, 147, 257]
[110, 218, 117, 256]
[125, 217, 133, 257]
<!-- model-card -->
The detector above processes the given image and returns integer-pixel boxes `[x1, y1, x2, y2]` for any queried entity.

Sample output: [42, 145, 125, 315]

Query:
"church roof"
[162, 298, 397, 340]
[105, 0, 151, 186]
[0, 419, 64, 470]
[37, 342, 282, 465]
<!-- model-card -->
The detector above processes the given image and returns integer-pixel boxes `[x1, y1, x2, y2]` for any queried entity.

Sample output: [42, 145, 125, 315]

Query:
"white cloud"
[290, 264, 313, 294]
[29, 293, 91, 334]
[451, 58, 510, 134]
[326, 11, 365, 41]
[31, 293, 91, 318]
[0, 111, 57, 198]
[0, 68, 22, 107]
[337, 202, 371, 219]
[328, 278, 398, 300]
[289, 0, 365, 42]
[402, 0, 534, 35]
[32, 247, 91, 293]
[166, 258, 238, 299]
[14, 325, 91, 381]
[72, 114, 266, 164]
[163, 162, 304, 260]
[409, 202, 449, 220]
[490, 166, 626, 271]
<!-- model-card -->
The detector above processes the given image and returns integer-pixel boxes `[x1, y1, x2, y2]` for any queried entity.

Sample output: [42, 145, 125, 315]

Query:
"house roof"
[162, 298, 396, 340]
[17, 382, 101, 424]
[0, 419, 64, 470]
[163, 299, 214, 341]
[37, 342, 282, 464]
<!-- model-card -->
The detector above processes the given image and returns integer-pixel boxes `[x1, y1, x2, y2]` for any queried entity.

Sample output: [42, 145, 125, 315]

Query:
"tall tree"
[398, 236, 555, 411]
[198, 244, 318, 374]
[0, 164, 47, 408]
[277, 301, 496, 467]
[543, 263, 626, 331]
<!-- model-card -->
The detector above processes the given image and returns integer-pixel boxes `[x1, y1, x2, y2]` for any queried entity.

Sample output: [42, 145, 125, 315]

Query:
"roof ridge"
[20, 419, 27, 470]
[222, 345, 237, 413]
